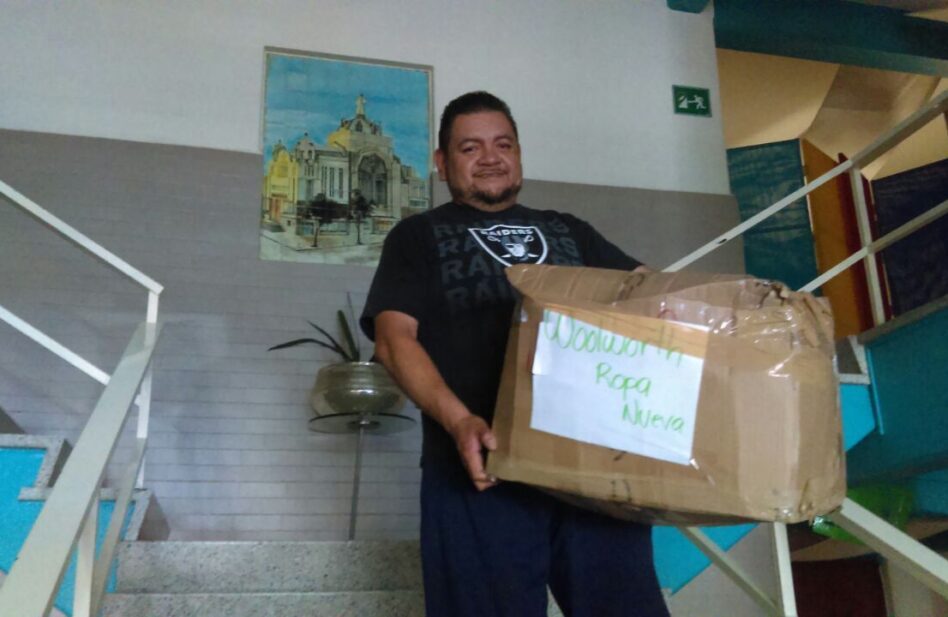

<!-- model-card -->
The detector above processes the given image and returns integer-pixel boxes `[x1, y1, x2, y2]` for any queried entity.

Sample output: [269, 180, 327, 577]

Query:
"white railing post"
[664, 161, 854, 272]
[771, 523, 798, 617]
[91, 438, 148, 616]
[72, 497, 98, 617]
[0, 180, 164, 295]
[136, 367, 153, 488]
[828, 499, 948, 599]
[800, 200, 948, 294]
[0, 304, 111, 386]
[136, 310, 158, 486]
[146, 290, 159, 325]
[848, 166, 887, 326]
[677, 526, 786, 616]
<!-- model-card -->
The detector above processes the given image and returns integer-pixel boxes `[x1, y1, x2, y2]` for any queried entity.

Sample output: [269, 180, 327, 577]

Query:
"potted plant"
[269, 309, 405, 425]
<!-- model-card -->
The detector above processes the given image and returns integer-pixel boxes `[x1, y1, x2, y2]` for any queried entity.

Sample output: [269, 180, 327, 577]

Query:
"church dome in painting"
[337, 94, 383, 136]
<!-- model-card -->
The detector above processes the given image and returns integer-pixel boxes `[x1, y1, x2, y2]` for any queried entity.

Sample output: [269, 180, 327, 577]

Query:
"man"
[360, 91, 668, 617]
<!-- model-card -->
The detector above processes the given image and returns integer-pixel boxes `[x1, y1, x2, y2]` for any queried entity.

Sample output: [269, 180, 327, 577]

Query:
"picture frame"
[260, 47, 434, 266]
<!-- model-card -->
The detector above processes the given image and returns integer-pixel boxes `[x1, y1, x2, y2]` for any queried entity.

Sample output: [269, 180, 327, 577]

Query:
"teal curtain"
[726, 139, 818, 290]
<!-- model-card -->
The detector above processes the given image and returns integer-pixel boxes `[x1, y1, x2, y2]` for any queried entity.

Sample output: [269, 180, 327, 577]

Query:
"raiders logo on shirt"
[468, 224, 549, 267]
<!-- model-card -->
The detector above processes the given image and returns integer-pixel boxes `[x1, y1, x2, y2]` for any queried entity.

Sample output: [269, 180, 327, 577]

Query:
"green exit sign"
[673, 85, 711, 117]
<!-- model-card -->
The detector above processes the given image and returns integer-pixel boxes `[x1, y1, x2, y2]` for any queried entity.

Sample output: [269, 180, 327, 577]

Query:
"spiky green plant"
[268, 310, 361, 362]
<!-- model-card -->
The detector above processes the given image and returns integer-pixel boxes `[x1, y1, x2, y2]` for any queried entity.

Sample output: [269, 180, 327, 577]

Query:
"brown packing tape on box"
[486, 265, 846, 526]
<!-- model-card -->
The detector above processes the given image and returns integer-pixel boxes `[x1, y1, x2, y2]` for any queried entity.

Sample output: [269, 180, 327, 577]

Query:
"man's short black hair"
[438, 91, 519, 152]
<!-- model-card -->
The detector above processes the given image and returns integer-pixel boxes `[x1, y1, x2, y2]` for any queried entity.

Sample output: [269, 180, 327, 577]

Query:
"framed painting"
[260, 47, 433, 265]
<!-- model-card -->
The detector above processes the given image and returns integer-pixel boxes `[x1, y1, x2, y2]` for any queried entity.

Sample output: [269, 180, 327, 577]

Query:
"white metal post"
[136, 367, 152, 488]
[0, 304, 110, 386]
[828, 498, 948, 598]
[771, 523, 798, 617]
[800, 200, 948, 294]
[0, 180, 164, 295]
[137, 297, 158, 486]
[91, 438, 148, 617]
[146, 291, 159, 325]
[678, 526, 785, 616]
[72, 498, 98, 617]
[664, 161, 854, 272]
[847, 166, 886, 326]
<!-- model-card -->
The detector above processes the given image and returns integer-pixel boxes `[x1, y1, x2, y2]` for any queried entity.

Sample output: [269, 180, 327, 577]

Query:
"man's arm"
[374, 310, 498, 491]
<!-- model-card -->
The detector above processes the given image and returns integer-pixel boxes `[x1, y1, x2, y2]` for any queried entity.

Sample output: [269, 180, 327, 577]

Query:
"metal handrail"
[0, 304, 111, 385]
[0, 322, 160, 617]
[0, 178, 163, 372]
[661, 90, 948, 614]
[665, 89, 948, 289]
[800, 199, 948, 293]
[0, 180, 165, 615]
[0, 180, 162, 294]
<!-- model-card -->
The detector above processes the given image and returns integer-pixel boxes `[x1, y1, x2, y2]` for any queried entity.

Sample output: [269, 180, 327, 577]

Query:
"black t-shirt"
[360, 201, 642, 463]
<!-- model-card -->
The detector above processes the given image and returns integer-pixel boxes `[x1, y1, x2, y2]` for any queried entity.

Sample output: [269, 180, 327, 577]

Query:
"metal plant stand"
[308, 362, 412, 540]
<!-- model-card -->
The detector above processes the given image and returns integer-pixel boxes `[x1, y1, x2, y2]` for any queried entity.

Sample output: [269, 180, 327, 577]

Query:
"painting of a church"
[260, 51, 432, 265]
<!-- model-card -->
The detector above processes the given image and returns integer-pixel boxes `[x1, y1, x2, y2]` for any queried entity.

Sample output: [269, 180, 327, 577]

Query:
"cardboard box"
[486, 265, 845, 525]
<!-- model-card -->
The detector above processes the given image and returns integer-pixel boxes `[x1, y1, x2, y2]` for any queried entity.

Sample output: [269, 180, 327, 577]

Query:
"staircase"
[99, 539, 580, 617]
[102, 541, 425, 617]
[1, 80, 946, 617]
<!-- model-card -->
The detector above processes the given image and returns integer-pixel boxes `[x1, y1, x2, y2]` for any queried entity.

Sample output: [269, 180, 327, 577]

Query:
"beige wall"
[717, 49, 838, 149]
[874, 78, 948, 179]
[717, 49, 946, 180]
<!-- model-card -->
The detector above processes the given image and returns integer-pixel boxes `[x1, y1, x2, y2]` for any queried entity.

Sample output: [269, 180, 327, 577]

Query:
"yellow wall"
[718, 50, 945, 182]
[874, 79, 948, 180]
[716, 49, 838, 148]
[802, 140, 873, 339]
[805, 69, 942, 179]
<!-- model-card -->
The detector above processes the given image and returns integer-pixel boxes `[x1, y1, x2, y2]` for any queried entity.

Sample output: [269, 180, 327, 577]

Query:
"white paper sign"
[530, 309, 706, 465]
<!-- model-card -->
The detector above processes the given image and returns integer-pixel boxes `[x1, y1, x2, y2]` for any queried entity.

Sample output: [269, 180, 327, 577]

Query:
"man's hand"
[447, 414, 499, 491]
[374, 310, 500, 491]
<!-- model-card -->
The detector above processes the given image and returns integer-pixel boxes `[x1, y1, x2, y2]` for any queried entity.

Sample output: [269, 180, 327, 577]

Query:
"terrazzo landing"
[115, 541, 422, 593]
[103, 590, 425, 617]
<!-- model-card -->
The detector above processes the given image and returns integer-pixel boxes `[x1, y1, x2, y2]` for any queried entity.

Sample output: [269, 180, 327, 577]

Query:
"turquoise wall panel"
[0, 448, 134, 616]
[913, 469, 948, 516]
[848, 305, 948, 483]
[0, 448, 45, 578]
[840, 383, 875, 451]
[653, 524, 756, 592]
[726, 140, 819, 291]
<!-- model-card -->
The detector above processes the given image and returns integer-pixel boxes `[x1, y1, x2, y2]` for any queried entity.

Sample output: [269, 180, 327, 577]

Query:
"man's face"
[435, 111, 523, 211]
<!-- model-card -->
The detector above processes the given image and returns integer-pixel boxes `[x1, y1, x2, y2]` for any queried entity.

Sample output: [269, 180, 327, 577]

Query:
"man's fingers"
[460, 443, 487, 478]
[481, 429, 497, 451]
[459, 443, 497, 491]
[473, 478, 496, 491]
[450, 415, 499, 490]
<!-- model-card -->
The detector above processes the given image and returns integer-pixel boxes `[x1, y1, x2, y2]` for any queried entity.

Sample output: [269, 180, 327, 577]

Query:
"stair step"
[102, 590, 425, 617]
[115, 541, 422, 593]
